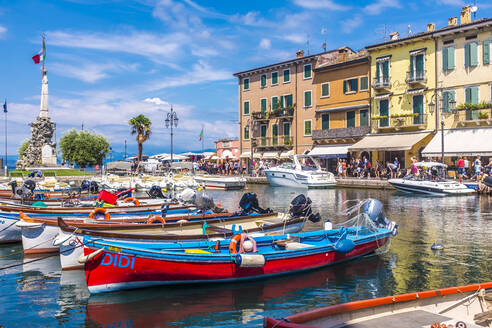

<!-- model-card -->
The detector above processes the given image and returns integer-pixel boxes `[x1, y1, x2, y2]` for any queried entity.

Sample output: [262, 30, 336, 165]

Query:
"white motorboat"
[388, 162, 475, 195]
[264, 155, 336, 188]
[194, 175, 246, 190]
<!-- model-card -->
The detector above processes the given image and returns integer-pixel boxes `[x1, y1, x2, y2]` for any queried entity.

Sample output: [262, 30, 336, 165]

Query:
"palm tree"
[129, 114, 151, 171]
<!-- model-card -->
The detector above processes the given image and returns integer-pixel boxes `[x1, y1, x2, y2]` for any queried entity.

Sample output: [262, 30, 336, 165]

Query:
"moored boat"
[82, 199, 397, 293]
[194, 175, 246, 190]
[264, 282, 492, 328]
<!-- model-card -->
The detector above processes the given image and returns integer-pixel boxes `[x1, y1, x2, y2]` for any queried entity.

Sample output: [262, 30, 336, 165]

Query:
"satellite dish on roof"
[471, 5, 478, 12]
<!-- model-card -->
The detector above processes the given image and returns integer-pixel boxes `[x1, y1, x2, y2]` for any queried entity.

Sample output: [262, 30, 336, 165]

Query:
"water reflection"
[0, 187, 490, 327]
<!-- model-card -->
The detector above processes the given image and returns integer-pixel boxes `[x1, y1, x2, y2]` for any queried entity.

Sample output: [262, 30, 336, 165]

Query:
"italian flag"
[32, 39, 46, 64]
[199, 127, 204, 141]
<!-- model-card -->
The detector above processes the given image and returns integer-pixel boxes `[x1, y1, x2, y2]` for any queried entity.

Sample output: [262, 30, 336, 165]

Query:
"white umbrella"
[161, 154, 189, 161]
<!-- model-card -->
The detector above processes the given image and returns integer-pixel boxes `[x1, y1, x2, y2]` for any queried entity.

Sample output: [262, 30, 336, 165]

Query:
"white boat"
[194, 175, 246, 190]
[264, 155, 336, 188]
[388, 162, 475, 195]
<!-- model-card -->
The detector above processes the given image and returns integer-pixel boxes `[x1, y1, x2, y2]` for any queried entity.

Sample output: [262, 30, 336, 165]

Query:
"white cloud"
[341, 14, 363, 34]
[50, 61, 138, 83]
[437, 0, 464, 4]
[0, 25, 6, 39]
[292, 0, 350, 11]
[364, 0, 401, 15]
[283, 33, 306, 44]
[259, 38, 271, 50]
[144, 97, 169, 106]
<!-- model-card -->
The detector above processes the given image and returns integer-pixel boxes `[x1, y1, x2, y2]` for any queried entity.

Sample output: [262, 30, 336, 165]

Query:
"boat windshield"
[404, 165, 447, 182]
[277, 162, 296, 170]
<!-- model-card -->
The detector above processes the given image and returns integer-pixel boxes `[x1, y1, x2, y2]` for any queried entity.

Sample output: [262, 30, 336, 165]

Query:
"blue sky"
[0, 0, 491, 157]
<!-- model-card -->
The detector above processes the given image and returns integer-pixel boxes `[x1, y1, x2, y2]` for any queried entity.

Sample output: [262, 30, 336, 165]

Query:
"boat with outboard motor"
[264, 154, 336, 188]
[264, 281, 492, 328]
[56, 193, 315, 270]
[388, 162, 475, 195]
[81, 198, 397, 294]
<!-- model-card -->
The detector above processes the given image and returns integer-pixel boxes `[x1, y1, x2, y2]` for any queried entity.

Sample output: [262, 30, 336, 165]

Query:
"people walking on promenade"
[473, 155, 482, 182]
[456, 155, 465, 182]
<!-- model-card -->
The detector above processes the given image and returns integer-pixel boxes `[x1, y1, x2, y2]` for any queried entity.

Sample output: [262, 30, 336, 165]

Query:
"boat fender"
[324, 220, 333, 231]
[431, 243, 444, 251]
[123, 197, 140, 206]
[146, 215, 166, 224]
[334, 233, 355, 254]
[78, 248, 104, 264]
[235, 254, 265, 268]
[88, 207, 111, 220]
[239, 234, 257, 253]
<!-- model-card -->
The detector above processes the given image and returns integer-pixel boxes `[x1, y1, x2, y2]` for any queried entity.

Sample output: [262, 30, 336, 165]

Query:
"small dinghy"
[265, 282, 492, 328]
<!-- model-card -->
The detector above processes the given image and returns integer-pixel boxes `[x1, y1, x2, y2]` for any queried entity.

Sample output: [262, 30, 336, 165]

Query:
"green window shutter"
[322, 83, 329, 97]
[261, 99, 267, 112]
[410, 55, 415, 75]
[442, 91, 449, 113]
[360, 109, 369, 126]
[286, 94, 293, 107]
[379, 99, 389, 127]
[343, 80, 348, 93]
[244, 101, 249, 115]
[346, 111, 355, 128]
[483, 40, 490, 65]
[448, 47, 455, 69]
[382, 60, 389, 80]
[304, 65, 311, 78]
[470, 42, 478, 66]
[416, 54, 424, 76]
[272, 96, 278, 109]
[360, 77, 368, 90]
[471, 86, 479, 104]
[272, 72, 278, 84]
[305, 91, 312, 107]
[465, 87, 472, 103]
[272, 124, 278, 136]
[244, 127, 249, 139]
[322, 114, 329, 130]
[261, 75, 267, 87]
[465, 43, 470, 67]
[443, 48, 448, 70]
[244, 78, 249, 90]
[376, 62, 380, 81]
[304, 121, 311, 135]
[280, 96, 285, 108]
[284, 70, 290, 82]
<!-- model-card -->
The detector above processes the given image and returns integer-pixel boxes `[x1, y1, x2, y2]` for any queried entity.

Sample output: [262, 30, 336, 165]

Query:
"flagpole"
[201, 125, 204, 153]
[4, 103, 7, 177]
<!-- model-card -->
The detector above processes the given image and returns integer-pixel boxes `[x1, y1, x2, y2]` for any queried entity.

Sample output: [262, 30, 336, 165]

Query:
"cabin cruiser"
[264, 155, 336, 188]
[388, 162, 475, 195]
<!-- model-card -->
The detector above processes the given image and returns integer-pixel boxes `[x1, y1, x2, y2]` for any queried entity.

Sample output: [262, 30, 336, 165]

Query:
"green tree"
[18, 140, 30, 158]
[60, 129, 110, 168]
[129, 114, 151, 170]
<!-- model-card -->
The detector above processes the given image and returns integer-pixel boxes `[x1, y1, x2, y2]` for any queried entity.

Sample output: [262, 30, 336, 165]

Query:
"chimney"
[427, 23, 435, 32]
[389, 32, 399, 40]
[448, 17, 458, 26]
[296, 50, 304, 58]
[460, 6, 471, 24]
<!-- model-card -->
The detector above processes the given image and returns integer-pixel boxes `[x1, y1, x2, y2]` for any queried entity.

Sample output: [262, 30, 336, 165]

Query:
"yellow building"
[350, 27, 437, 168]
[421, 8, 492, 160]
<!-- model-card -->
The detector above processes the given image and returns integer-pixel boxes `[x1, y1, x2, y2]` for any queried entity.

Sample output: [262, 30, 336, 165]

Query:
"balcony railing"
[253, 136, 293, 148]
[372, 113, 427, 130]
[269, 107, 294, 119]
[405, 70, 427, 84]
[252, 111, 269, 120]
[372, 77, 390, 89]
[456, 108, 492, 127]
[312, 126, 370, 140]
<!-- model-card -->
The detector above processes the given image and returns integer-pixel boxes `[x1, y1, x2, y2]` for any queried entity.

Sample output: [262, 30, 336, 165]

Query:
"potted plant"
[479, 111, 489, 119]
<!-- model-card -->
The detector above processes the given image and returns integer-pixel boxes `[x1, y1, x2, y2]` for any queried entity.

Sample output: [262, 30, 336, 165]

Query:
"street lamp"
[428, 92, 456, 165]
[165, 105, 179, 163]
[245, 118, 257, 176]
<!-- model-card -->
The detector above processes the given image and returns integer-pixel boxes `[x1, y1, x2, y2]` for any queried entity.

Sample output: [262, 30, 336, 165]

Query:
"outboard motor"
[361, 199, 398, 236]
[8, 180, 17, 195]
[148, 185, 165, 199]
[81, 180, 91, 191]
[237, 193, 272, 215]
[194, 193, 215, 212]
[22, 179, 36, 192]
[289, 194, 321, 223]
[89, 181, 99, 193]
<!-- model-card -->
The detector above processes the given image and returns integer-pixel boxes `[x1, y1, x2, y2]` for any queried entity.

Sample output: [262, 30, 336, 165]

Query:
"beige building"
[233, 48, 354, 169]
[422, 8, 492, 160]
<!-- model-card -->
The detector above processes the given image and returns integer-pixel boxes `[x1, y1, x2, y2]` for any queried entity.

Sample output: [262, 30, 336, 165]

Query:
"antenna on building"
[375, 24, 390, 41]
[306, 34, 311, 55]
[408, 24, 412, 35]
[321, 28, 327, 52]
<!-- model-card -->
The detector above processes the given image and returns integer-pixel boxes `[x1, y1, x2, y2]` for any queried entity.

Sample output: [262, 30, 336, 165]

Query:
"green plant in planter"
[479, 111, 489, 119]
[371, 115, 388, 120]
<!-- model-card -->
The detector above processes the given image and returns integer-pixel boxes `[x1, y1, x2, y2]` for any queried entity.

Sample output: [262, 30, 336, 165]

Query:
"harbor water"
[0, 185, 491, 327]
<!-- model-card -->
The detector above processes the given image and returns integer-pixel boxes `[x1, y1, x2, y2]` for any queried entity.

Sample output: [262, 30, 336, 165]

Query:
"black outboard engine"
[89, 181, 99, 193]
[81, 180, 91, 192]
[289, 194, 321, 223]
[194, 193, 215, 212]
[237, 193, 272, 215]
[23, 179, 36, 192]
[483, 176, 492, 188]
[362, 199, 398, 235]
[148, 185, 165, 199]
[8, 180, 17, 195]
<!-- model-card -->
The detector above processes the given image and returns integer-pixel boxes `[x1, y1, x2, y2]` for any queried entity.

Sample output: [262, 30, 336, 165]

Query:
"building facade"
[215, 138, 240, 160]
[310, 52, 371, 171]
[351, 27, 437, 168]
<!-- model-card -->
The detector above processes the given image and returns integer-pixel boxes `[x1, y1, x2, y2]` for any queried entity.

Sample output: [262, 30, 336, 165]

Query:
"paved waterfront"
[0, 186, 491, 327]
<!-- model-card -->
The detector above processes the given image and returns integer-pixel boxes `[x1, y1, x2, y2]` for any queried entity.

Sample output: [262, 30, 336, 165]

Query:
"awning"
[222, 149, 233, 158]
[422, 128, 492, 157]
[309, 145, 351, 159]
[316, 104, 368, 114]
[262, 151, 279, 159]
[349, 132, 430, 151]
[240, 152, 261, 159]
[407, 88, 427, 95]
[280, 150, 293, 159]
[374, 93, 392, 100]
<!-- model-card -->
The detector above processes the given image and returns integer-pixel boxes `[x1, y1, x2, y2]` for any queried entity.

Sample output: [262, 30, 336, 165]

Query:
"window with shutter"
[244, 127, 249, 140]
[360, 76, 368, 91]
[322, 114, 330, 130]
[272, 96, 279, 109]
[271, 72, 278, 85]
[379, 99, 389, 127]
[285, 94, 293, 107]
[261, 74, 267, 87]
[321, 83, 330, 97]
[243, 101, 250, 115]
[304, 64, 312, 79]
[344, 78, 358, 93]
[382, 60, 389, 80]
[483, 40, 490, 65]
[343, 80, 348, 93]
[412, 95, 424, 124]
[376, 62, 380, 82]
[448, 47, 455, 69]
[304, 120, 312, 136]
[443, 48, 448, 70]
[244, 78, 250, 90]
[261, 99, 267, 113]
[304, 91, 312, 107]
[283, 69, 290, 83]
[470, 42, 478, 66]
[346, 111, 356, 128]
[360, 109, 369, 126]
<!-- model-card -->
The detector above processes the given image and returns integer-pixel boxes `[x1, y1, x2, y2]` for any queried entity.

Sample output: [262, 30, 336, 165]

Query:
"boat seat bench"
[338, 310, 451, 328]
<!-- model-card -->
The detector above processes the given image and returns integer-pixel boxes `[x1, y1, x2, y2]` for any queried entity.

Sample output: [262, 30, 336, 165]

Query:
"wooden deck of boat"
[339, 310, 451, 328]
